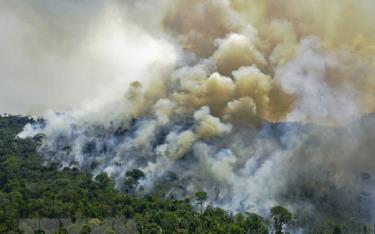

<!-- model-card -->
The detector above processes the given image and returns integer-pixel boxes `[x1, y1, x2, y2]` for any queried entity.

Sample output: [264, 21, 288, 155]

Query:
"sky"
[0, 0, 174, 115]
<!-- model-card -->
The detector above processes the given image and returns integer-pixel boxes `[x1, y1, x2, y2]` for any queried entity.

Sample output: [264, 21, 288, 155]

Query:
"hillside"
[0, 115, 275, 233]
[2, 115, 374, 233]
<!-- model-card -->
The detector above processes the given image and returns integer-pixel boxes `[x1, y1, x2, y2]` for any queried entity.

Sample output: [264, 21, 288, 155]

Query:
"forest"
[0, 115, 298, 233]
[0, 115, 355, 234]
[1, 1, 374, 233]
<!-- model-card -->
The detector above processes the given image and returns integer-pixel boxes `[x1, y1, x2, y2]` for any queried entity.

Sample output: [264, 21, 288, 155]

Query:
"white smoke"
[11, 0, 375, 230]
[0, 0, 176, 115]
[276, 37, 361, 125]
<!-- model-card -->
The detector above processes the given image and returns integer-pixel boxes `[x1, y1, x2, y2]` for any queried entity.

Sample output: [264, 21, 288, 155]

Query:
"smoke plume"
[13, 0, 375, 230]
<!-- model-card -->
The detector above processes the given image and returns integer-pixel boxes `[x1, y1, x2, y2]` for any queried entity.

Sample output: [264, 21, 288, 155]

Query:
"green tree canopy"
[271, 205, 292, 234]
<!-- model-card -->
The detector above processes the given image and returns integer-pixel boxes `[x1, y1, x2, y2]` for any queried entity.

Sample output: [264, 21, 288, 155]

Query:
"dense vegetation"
[0, 115, 298, 233]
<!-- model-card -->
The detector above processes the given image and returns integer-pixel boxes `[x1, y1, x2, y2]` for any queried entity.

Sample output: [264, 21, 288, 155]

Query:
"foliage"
[0, 115, 290, 233]
[271, 205, 293, 234]
[195, 191, 207, 202]
[79, 223, 91, 234]
[123, 169, 145, 194]
[195, 191, 207, 214]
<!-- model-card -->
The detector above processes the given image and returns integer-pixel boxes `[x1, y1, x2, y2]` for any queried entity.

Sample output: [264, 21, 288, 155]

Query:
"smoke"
[0, 0, 175, 114]
[14, 0, 375, 230]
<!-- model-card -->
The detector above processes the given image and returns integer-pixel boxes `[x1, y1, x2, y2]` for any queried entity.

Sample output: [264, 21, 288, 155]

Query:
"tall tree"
[270, 206, 292, 234]
[195, 191, 207, 214]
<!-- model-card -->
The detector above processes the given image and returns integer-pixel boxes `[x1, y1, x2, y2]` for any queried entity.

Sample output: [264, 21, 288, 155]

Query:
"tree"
[125, 169, 145, 181]
[270, 206, 292, 234]
[245, 213, 268, 234]
[79, 223, 91, 234]
[123, 169, 145, 194]
[195, 191, 207, 214]
[95, 173, 114, 190]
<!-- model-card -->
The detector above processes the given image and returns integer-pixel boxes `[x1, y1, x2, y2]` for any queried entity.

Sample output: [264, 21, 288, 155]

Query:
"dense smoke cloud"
[14, 0, 375, 230]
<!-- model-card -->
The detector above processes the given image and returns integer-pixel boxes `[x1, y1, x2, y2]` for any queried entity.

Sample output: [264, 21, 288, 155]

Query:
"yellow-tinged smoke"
[16, 1, 375, 221]
[159, 0, 375, 125]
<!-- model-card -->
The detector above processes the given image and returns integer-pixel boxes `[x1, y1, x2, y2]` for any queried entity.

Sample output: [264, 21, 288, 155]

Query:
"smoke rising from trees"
[11, 0, 375, 228]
